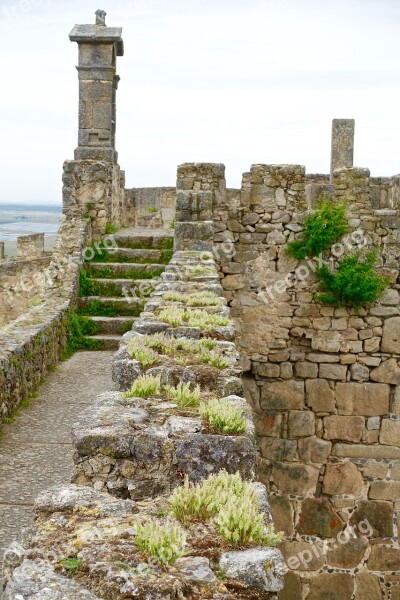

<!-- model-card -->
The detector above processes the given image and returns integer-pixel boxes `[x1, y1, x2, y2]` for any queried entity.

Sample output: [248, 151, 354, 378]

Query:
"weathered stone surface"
[336, 383, 390, 416]
[298, 436, 331, 464]
[174, 557, 217, 584]
[368, 545, 400, 571]
[278, 572, 302, 600]
[4, 559, 100, 600]
[280, 541, 325, 571]
[319, 363, 348, 380]
[254, 412, 282, 437]
[272, 462, 319, 496]
[327, 537, 368, 568]
[287, 410, 315, 438]
[354, 571, 383, 600]
[350, 500, 394, 538]
[260, 380, 304, 410]
[369, 480, 400, 501]
[294, 361, 318, 378]
[297, 497, 344, 537]
[306, 379, 335, 413]
[269, 495, 294, 536]
[370, 358, 400, 385]
[333, 443, 400, 459]
[323, 461, 363, 496]
[307, 572, 354, 600]
[260, 437, 297, 461]
[323, 416, 364, 442]
[219, 548, 285, 592]
[381, 316, 400, 353]
[380, 418, 400, 446]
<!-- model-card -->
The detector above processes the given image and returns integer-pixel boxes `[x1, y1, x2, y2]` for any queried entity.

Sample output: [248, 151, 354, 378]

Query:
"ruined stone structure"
[2, 9, 400, 600]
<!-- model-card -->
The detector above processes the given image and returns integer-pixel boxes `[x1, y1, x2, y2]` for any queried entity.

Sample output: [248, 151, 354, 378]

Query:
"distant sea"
[0, 204, 62, 257]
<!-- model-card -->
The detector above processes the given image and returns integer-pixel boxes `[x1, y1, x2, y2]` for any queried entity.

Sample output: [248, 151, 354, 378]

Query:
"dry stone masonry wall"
[212, 161, 400, 599]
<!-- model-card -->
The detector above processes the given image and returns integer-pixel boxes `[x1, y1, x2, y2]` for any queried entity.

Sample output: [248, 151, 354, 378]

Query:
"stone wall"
[213, 163, 400, 599]
[125, 186, 176, 228]
[62, 159, 125, 238]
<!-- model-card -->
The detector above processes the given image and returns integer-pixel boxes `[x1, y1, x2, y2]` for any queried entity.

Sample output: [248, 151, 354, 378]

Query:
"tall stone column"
[330, 119, 355, 181]
[69, 10, 124, 162]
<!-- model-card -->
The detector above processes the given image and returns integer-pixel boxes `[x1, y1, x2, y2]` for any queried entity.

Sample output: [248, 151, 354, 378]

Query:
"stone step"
[85, 335, 122, 351]
[113, 232, 173, 250]
[88, 316, 136, 336]
[88, 262, 166, 277]
[100, 247, 168, 263]
[79, 296, 144, 317]
[90, 278, 158, 297]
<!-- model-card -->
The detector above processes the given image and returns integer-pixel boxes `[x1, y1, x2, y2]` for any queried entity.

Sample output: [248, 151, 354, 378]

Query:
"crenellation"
[16, 233, 44, 259]
[330, 118, 355, 179]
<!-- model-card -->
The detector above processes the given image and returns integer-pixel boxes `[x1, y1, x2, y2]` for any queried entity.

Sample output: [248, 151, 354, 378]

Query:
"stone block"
[381, 316, 400, 353]
[219, 548, 285, 592]
[297, 497, 344, 537]
[363, 461, 388, 479]
[280, 541, 325, 571]
[327, 537, 368, 569]
[354, 572, 383, 600]
[294, 361, 318, 378]
[307, 572, 354, 600]
[287, 410, 315, 438]
[370, 358, 400, 385]
[272, 462, 319, 496]
[350, 363, 370, 382]
[256, 363, 280, 378]
[380, 419, 400, 446]
[368, 545, 400, 571]
[278, 572, 302, 600]
[260, 438, 297, 462]
[319, 364, 347, 380]
[350, 500, 394, 538]
[323, 416, 364, 442]
[336, 383, 390, 416]
[323, 461, 363, 496]
[298, 436, 331, 464]
[260, 380, 304, 411]
[333, 443, 400, 460]
[269, 495, 294, 536]
[306, 379, 335, 413]
[253, 412, 282, 437]
[369, 481, 400, 501]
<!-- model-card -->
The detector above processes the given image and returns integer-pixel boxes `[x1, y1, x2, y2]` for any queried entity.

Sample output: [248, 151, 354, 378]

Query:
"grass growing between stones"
[78, 300, 144, 318]
[61, 312, 102, 360]
[127, 334, 230, 370]
[122, 375, 161, 399]
[169, 471, 283, 548]
[165, 383, 201, 408]
[157, 307, 230, 330]
[89, 266, 164, 280]
[199, 399, 247, 435]
[163, 290, 222, 307]
[59, 555, 83, 575]
[135, 520, 187, 566]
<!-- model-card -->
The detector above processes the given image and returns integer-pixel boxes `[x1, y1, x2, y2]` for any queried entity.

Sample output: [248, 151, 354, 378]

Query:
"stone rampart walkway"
[0, 351, 115, 591]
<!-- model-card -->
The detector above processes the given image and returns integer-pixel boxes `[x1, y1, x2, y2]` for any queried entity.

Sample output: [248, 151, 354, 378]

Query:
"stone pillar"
[69, 10, 124, 162]
[0, 242, 4, 262]
[330, 119, 355, 181]
[174, 163, 226, 252]
[17, 234, 44, 259]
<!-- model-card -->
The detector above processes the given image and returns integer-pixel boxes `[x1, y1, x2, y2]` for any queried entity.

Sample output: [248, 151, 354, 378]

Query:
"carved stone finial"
[95, 9, 106, 26]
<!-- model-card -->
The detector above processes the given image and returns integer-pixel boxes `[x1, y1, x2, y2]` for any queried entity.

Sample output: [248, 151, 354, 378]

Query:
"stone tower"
[69, 10, 124, 162]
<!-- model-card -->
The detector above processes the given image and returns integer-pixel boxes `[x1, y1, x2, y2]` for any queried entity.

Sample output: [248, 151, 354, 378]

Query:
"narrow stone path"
[0, 351, 115, 571]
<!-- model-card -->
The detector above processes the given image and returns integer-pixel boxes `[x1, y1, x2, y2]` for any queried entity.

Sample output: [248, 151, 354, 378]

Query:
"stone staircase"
[78, 228, 173, 350]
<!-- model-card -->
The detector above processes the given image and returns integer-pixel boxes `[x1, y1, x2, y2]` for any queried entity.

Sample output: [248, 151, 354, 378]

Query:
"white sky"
[0, 0, 399, 203]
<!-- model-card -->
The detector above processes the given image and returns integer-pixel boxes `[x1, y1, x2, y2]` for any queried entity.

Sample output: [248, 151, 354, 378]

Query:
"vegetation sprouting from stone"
[61, 312, 102, 359]
[163, 290, 222, 307]
[127, 333, 229, 370]
[158, 307, 230, 330]
[122, 375, 161, 399]
[169, 471, 283, 547]
[59, 555, 82, 574]
[165, 382, 201, 408]
[199, 399, 247, 434]
[286, 198, 348, 260]
[316, 251, 390, 307]
[135, 519, 187, 566]
[78, 299, 144, 318]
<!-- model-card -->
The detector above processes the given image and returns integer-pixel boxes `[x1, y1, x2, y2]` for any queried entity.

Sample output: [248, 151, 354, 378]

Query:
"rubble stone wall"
[125, 186, 176, 228]
[214, 163, 400, 599]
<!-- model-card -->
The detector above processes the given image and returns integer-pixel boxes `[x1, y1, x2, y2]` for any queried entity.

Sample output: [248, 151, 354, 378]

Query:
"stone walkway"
[0, 351, 115, 585]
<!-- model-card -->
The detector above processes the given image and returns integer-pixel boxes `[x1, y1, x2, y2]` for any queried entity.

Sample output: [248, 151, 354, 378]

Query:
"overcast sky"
[0, 0, 399, 203]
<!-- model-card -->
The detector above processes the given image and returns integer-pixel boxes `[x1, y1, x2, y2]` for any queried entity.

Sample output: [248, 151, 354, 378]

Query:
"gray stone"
[219, 548, 285, 592]
[174, 557, 216, 583]
[331, 119, 355, 177]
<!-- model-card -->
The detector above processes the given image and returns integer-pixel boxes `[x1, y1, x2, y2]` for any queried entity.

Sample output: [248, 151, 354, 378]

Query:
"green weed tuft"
[199, 399, 247, 434]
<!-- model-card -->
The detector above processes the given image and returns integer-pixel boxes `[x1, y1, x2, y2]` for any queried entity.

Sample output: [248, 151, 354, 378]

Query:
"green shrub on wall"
[286, 198, 348, 260]
[286, 198, 390, 307]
